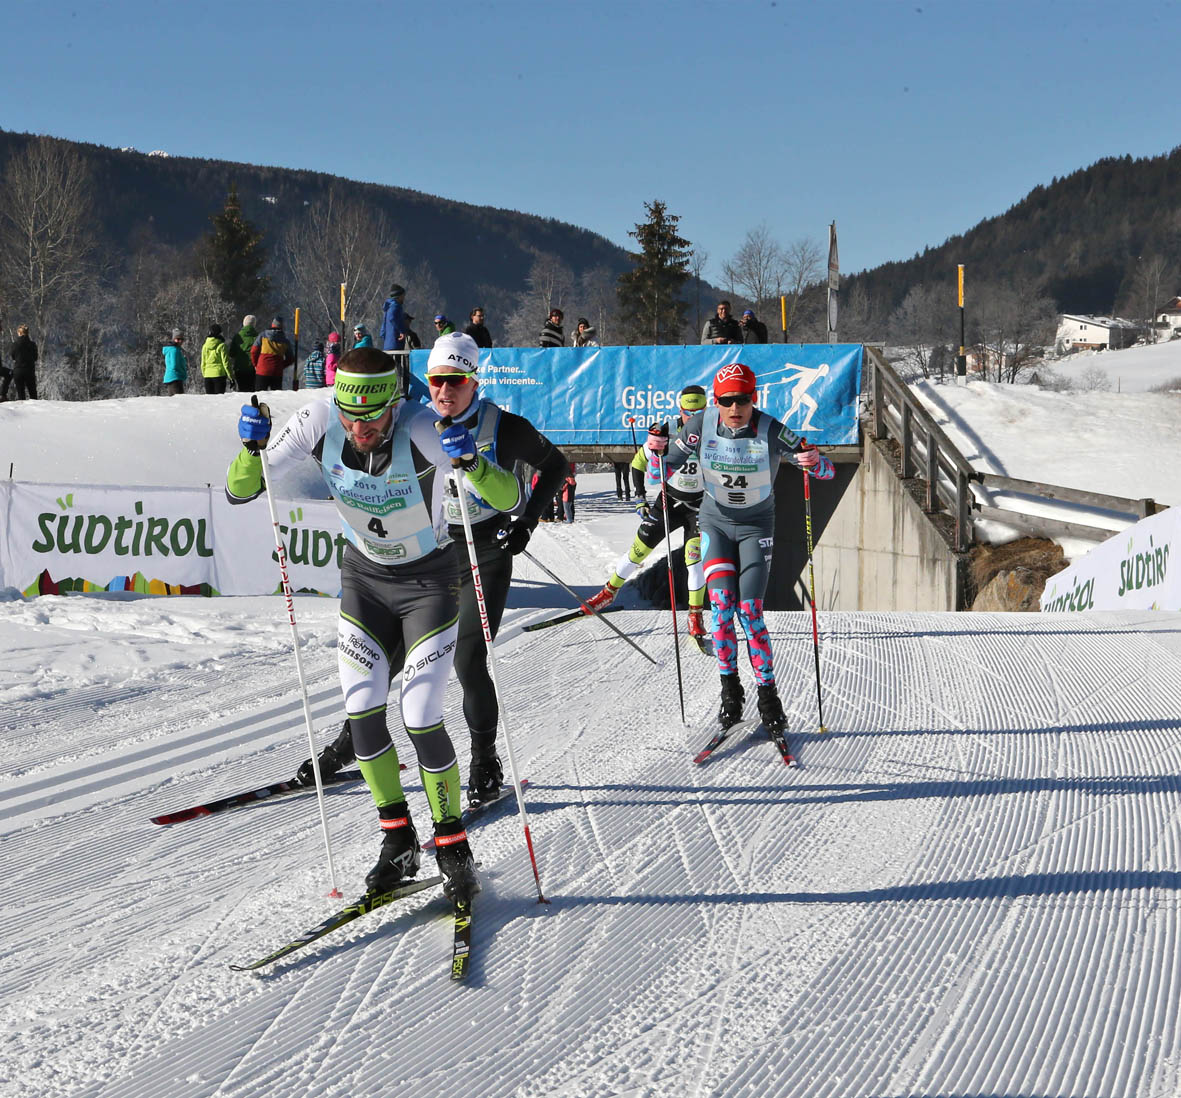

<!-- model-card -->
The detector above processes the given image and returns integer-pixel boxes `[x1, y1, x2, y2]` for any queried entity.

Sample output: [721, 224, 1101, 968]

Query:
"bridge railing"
[863, 346, 1159, 551]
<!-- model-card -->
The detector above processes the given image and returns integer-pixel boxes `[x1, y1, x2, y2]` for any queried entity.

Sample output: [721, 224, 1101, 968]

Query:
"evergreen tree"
[199, 185, 269, 315]
[617, 200, 691, 344]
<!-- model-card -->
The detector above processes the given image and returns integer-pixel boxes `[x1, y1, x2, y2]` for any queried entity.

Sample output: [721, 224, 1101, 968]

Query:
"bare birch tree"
[722, 224, 786, 315]
[0, 137, 97, 342]
[504, 253, 574, 346]
[279, 190, 404, 336]
[781, 237, 823, 339]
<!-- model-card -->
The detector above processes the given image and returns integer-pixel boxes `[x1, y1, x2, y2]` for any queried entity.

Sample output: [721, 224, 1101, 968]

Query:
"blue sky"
[10, 0, 1181, 281]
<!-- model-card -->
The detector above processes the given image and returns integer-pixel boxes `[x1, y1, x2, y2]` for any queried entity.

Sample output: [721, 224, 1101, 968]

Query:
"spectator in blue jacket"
[162, 329, 188, 395]
[379, 283, 407, 351]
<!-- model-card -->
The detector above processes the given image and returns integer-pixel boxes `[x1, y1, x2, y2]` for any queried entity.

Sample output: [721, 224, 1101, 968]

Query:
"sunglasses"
[716, 393, 752, 407]
[427, 373, 473, 387]
[336, 401, 393, 423]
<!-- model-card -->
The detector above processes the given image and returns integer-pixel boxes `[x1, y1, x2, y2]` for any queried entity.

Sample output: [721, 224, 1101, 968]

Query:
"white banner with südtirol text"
[0, 480, 345, 597]
[1040, 507, 1179, 612]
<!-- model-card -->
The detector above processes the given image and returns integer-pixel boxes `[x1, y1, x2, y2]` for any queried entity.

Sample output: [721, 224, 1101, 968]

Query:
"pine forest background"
[1, 127, 1179, 400]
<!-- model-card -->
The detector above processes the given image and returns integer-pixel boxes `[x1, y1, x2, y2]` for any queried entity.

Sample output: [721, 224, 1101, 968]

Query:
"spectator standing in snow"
[302, 341, 327, 388]
[701, 301, 742, 345]
[250, 317, 295, 391]
[161, 329, 187, 396]
[200, 323, 234, 394]
[379, 283, 408, 351]
[230, 315, 257, 392]
[325, 332, 341, 385]
[433, 314, 456, 340]
[560, 463, 578, 522]
[8, 324, 39, 400]
[741, 309, 768, 344]
[539, 308, 564, 348]
[612, 459, 631, 501]
[352, 323, 374, 349]
[464, 307, 492, 348]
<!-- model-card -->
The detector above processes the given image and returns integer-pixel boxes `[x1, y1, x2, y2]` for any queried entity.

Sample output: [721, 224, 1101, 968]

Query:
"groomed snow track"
[3, 593, 1181, 1097]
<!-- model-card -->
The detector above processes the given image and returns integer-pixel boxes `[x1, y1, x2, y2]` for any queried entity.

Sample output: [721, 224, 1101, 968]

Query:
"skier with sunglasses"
[226, 345, 522, 903]
[648, 362, 834, 732]
[293, 333, 568, 810]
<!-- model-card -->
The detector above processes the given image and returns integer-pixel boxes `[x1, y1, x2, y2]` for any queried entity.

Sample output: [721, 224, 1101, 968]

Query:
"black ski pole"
[519, 549, 659, 666]
[656, 446, 686, 725]
[800, 437, 828, 734]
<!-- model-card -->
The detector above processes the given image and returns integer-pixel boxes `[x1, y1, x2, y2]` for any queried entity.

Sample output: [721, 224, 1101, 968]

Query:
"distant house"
[1156, 297, 1181, 337]
[1055, 314, 1143, 353]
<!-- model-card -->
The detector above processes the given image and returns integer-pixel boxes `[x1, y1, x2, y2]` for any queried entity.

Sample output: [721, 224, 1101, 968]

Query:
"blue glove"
[239, 402, 271, 454]
[438, 422, 477, 467]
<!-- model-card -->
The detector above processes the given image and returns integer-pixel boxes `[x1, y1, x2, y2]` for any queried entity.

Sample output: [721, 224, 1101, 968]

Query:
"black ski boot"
[296, 720, 355, 786]
[468, 734, 503, 806]
[365, 801, 421, 894]
[756, 682, 787, 734]
[719, 674, 745, 729]
[433, 818, 479, 903]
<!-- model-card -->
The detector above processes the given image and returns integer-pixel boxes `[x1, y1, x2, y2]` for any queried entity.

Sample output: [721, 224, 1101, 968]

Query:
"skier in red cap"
[647, 362, 834, 731]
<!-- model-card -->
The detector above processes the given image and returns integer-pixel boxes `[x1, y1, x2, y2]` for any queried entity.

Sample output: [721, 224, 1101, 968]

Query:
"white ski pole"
[254, 397, 342, 898]
[439, 422, 549, 903]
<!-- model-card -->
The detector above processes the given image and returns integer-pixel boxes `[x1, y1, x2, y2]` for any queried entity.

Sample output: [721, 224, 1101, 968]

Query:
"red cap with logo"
[713, 362, 757, 399]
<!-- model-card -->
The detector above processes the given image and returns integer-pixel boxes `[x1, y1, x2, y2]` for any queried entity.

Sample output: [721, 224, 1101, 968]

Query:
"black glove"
[494, 519, 536, 555]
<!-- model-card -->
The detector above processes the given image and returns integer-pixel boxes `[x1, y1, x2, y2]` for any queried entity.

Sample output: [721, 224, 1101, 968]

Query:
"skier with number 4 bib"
[295, 333, 569, 810]
[225, 346, 521, 902]
[653, 363, 834, 733]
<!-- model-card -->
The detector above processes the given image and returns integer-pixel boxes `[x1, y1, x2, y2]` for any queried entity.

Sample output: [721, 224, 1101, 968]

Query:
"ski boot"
[295, 720, 355, 786]
[433, 818, 480, 903]
[719, 674, 745, 729]
[365, 802, 422, 894]
[687, 609, 707, 638]
[582, 581, 620, 615]
[468, 737, 504, 806]
[756, 682, 788, 734]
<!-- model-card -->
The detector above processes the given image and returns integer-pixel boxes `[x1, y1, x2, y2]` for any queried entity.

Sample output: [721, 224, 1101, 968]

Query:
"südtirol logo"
[1117, 534, 1169, 598]
[31, 499, 214, 558]
[272, 517, 349, 568]
[1041, 574, 1096, 613]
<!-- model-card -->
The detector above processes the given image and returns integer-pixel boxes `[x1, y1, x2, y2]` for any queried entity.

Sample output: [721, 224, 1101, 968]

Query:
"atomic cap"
[426, 332, 480, 377]
[713, 363, 757, 399]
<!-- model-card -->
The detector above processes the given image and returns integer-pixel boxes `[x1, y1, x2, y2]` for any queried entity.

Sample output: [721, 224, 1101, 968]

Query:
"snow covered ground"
[3, 392, 1181, 1097]
[910, 373, 1180, 556]
[1048, 337, 1181, 393]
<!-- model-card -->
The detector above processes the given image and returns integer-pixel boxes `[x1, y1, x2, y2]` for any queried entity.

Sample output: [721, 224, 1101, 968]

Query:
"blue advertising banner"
[409, 344, 862, 446]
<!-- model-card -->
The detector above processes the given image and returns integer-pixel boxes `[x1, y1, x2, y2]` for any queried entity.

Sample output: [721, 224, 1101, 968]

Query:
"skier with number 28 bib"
[653, 362, 834, 733]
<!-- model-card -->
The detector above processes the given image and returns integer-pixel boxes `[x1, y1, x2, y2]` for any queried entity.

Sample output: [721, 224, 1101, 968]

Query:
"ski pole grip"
[434, 415, 466, 469]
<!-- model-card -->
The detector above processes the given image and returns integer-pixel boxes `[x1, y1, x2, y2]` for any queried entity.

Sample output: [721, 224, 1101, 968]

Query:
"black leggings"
[453, 538, 514, 737]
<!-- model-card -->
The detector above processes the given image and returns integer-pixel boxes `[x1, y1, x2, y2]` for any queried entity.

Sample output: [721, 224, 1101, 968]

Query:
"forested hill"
[0, 128, 630, 321]
[844, 146, 1181, 321]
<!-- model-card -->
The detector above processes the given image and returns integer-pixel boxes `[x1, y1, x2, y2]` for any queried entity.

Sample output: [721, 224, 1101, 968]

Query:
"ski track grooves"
[6, 605, 1181, 1096]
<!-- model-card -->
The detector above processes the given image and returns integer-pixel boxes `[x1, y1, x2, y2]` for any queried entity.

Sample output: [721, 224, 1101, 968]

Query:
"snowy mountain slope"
[4, 396, 1181, 1096]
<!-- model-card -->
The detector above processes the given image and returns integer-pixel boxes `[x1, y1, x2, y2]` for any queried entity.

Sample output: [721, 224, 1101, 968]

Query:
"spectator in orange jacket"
[250, 317, 295, 391]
